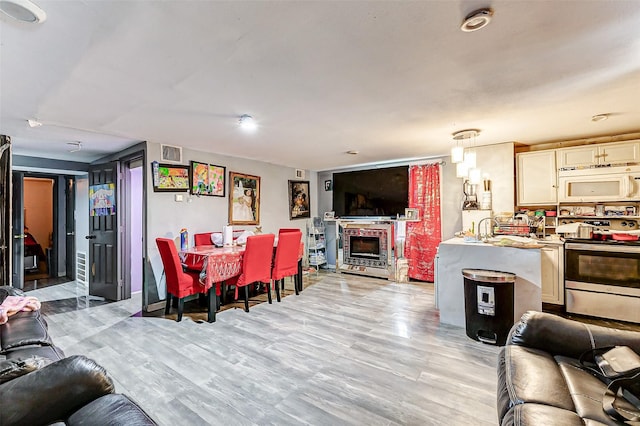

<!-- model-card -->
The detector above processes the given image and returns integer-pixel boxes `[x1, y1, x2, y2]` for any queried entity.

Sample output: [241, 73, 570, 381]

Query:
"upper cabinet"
[517, 150, 557, 205]
[557, 141, 640, 169]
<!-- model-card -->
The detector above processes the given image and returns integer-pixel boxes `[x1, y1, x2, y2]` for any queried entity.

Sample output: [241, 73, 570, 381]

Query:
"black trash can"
[462, 269, 515, 346]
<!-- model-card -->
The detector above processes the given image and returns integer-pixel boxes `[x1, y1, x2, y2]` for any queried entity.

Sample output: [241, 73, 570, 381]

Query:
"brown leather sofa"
[0, 286, 156, 426]
[497, 311, 640, 426]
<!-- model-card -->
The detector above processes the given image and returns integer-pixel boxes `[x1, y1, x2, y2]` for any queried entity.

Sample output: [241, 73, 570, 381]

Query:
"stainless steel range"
[563, 217, 640, 323]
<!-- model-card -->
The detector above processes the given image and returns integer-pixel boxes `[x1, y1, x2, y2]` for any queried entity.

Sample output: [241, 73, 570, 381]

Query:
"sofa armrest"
[0, 355, 115, 426]
[67, 394, 157, 425]
[508, 311, 640, 358]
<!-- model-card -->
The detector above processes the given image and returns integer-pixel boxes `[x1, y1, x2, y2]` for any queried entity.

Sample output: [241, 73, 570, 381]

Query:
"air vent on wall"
[161, 144, 183, 163]
[76, 251, 87, 286]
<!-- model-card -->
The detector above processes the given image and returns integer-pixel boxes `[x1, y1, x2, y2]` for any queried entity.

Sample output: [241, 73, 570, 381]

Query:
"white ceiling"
[1, 0, 639, 170]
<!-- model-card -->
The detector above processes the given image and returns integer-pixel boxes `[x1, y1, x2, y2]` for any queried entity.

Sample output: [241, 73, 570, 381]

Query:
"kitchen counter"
[435, 237, 542, 328]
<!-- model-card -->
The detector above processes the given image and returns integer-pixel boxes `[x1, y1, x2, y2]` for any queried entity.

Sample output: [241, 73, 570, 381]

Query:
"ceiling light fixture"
[591, 113, 609, 122]
[451, 129, 481, 181]
[27, 119, 42, 127]
[238, 114, 257, 132]
[460, 8, 493, 32]
[0, 0, 47, 23]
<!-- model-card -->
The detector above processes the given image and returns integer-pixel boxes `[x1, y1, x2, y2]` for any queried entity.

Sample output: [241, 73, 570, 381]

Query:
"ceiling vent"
[160, 144, 182, 163]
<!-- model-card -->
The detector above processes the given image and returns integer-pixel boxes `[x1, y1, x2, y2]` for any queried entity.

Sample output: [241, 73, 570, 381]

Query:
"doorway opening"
[13, 173, 77, 292]
[125, 159, 144, 297]
[23, 177, 54, 282]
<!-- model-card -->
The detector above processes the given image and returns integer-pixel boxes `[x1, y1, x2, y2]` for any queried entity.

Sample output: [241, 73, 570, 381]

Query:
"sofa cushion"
[499, 345, 575, 417]
[557, 355, 639, 425]
[509, 311, 640, 359]
[502, 403, 588, 426]
[501, 403, 605, 426]
[5, 343, 65, 361]
[0, 355, 115, 426]
[67, 394, 157, 425]
[0, 355, 51, 384]
[0, 310, 52, 352]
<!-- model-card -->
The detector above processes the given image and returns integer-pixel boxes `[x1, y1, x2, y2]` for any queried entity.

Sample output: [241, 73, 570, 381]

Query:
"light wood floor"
[27, 273, 500, 426]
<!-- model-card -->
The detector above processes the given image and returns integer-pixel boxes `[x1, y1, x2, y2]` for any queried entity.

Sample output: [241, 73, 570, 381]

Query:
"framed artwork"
[152, 162, 190, 192]
[289, 180, 310, 220]
[190, 161, 225, 196]
[405, 208, 420, 221]
[324, 180, 332, 191]
[229, 172, 260, 225]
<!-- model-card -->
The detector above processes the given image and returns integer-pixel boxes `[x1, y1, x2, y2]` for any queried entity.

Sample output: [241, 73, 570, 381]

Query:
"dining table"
[178, 241, 305, 302]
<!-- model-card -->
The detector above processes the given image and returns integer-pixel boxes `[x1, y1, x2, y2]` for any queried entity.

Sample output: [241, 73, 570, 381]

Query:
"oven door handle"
[565, 242, 640, 254]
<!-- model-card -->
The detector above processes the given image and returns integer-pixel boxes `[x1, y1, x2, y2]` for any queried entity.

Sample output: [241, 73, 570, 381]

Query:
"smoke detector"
[461, 8, 493, 32]
[67, 141, 82, 153]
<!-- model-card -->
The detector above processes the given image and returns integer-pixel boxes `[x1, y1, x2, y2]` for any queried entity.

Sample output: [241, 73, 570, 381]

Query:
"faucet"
[477, 217, 498, 242]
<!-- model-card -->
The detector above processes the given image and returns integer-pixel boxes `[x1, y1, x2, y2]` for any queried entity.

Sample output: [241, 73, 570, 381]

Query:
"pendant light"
[456, 161, 469, 178]
[452, 129, 481, 180]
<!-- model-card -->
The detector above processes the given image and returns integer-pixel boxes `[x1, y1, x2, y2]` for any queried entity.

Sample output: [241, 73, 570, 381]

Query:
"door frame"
[120, 153, 145, 304]
[1, 136, 11, 287]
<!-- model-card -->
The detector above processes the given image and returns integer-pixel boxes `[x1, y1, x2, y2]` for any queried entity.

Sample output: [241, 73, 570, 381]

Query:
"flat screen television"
[332, 166, 409, 218]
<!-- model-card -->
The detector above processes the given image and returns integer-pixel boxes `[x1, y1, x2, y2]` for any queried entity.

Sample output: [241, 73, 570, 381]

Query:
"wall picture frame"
[324, 179, 332, 191]
[229, 172, 260, 225]
[191, 161, 225, 196]
[152, 162, 190, 192]
[405, 208, 420, 221]
[289, 180, 311, 220]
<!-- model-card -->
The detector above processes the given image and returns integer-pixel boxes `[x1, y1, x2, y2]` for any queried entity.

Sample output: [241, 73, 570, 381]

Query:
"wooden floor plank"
[32, 272, 501, 425]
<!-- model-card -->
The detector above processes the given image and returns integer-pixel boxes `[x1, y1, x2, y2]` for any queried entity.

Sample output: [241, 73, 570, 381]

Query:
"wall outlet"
[175, 194, 183, 202]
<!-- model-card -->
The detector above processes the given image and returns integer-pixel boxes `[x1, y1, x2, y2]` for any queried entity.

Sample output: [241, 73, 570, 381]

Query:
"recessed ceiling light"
[591, 113, 609, 122]
[0, 0, 47, 23]
[346, 150, 359, 155]
[238, 114, 257, 132]
[460, 8, 493, 32]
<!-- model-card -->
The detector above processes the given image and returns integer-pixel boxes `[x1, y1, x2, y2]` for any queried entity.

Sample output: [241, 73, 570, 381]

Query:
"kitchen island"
[436, 237, 542, 328]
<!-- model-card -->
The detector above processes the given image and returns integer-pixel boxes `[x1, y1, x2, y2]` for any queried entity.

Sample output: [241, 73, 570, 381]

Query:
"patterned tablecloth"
[179, 245, 244, 288]
[179, 242, 304, 289]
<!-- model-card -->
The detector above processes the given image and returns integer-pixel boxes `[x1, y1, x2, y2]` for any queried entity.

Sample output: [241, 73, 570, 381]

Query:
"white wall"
[146, 142, 317, 299]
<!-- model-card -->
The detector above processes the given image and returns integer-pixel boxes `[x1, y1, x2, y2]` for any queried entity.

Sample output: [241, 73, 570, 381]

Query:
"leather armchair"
[497, 311, 640, 425]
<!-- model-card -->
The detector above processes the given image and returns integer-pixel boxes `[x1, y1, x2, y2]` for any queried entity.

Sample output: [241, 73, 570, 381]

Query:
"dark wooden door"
[88, 162, 120, 301]
[65, 177, 75, 280]
[11, 172, 24, 289]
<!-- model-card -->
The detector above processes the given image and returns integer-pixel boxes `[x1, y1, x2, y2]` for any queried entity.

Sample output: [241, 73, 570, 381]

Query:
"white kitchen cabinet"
[516, 151, 557, 205]
[557, 141, 640, 169]
[540, 244, 564, 305]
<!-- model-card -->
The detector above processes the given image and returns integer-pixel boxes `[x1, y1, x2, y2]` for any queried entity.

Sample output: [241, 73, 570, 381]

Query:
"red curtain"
[406, 163, 441, 282]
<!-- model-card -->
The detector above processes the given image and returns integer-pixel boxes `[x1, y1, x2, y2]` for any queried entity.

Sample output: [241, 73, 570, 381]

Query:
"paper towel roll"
[223, 225, 233, 246]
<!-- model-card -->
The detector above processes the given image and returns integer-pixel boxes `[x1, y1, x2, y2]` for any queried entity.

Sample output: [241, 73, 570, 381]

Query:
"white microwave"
[558, 171, 640, 202]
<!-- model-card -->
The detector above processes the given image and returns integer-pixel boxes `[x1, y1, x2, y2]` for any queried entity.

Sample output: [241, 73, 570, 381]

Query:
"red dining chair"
[183, 232, 216, 272]
[272, 230, 303, 301]
[156, 238, 218, 323]
[278, 228, 304, 293]
[228, 233, 275, 312]
[194, 232, 214, 247]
